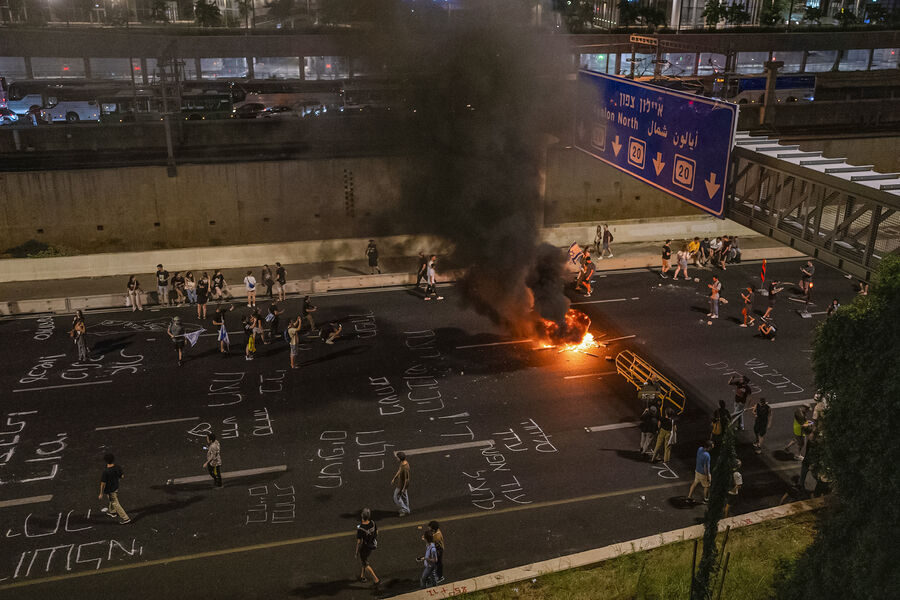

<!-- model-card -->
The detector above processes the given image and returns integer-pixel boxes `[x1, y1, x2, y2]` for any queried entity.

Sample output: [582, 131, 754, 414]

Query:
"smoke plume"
[380, 1, 573, 335]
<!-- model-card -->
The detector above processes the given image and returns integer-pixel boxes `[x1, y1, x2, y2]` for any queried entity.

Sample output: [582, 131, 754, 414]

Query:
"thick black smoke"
[379, 2, 572, 335]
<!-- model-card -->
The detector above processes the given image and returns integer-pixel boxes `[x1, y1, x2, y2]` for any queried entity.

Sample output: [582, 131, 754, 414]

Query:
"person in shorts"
[274, 262, 286, 302]
[687, 440, 713, 504]
[355, 508, 380, 589]
[724, 459, 743, 517]
[287, 317, 301, 369]
[752, 398, 772, 453]
[167, 315, 185, 367]
[660, 240, 671, 278]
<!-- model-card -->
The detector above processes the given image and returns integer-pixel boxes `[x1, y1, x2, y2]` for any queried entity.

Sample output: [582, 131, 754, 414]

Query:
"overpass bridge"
[726, 132, 900, 281]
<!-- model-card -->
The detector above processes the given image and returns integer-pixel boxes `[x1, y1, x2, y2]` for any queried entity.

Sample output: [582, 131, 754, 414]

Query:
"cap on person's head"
[396, 451, 407, 461]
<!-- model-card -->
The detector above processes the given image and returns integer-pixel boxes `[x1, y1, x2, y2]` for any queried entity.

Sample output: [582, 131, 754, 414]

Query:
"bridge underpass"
[725, 132, 900, 281]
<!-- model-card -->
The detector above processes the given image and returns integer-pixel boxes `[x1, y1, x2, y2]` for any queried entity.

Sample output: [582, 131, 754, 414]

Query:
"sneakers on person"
[105, 510, 118, 519]
[436, 577, 445, 583]
[608, 254, 613, 258]
[119, 518, 131, 524]
[795, 455, 804, 461]
[398, 511, 408, 517]
[740, 324, 748, 328]
[325, 339, 334, 345]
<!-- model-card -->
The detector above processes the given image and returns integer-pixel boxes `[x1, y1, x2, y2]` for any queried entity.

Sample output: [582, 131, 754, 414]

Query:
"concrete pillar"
[299, 57, 306, 80]
[140, 58, 148, 85]
[799, 50, 808, 73]
[24, 56, 33, 79]
[83, 57, 91, 79]
[246, 56, 255, 79]
[194, 58, 202, 80]
[760, 60, 783, 126]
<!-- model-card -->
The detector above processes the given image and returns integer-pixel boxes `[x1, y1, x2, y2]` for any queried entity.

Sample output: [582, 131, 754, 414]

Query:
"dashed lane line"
[167, 465, 287, 486]
[0, 495, 53, 509]
[95, 417, 201, 431]
[570, 298, 629, 305]
[586, 421, 641, 432]
[564, 371, 618, 380]
[13, 380, 113, 393]
[401, 440, 495, 456]
[455, 340, 533, 350]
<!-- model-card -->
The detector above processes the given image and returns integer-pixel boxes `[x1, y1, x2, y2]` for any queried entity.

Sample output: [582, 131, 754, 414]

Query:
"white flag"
[568, 242, 584, 266]
[185, 328, 206, 348]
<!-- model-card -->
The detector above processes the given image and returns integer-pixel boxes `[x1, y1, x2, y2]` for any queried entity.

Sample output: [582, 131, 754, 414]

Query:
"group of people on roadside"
[661, 235, 742, 281]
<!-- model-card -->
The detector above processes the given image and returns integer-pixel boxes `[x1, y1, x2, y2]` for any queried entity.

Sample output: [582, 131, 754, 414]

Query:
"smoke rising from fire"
[379, 2, 574, 337]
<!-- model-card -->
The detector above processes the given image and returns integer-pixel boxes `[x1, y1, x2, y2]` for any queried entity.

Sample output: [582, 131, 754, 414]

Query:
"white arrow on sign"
[652, 152, 665, 176]
[611, 136, 622, 157]
[705, 172, 721, 199]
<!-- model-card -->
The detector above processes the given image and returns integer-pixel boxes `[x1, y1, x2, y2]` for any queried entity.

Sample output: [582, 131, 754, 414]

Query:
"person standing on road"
[424, 255, 439, 299]
[650, 408, 675, 463]
[428, 521, 445, 583]
[639, 401, 660, 455]
[126, 275, 143, 312]
[196, 273, 210, 320]
[660, 240, 672, 278]
[784, 407, 809, 461]
[718, 235, 732, 270]
[70, 310, 89, 361]
[184, 271, 197, 304]
[723, 459, 743, 517]
[707, 276, 722, 319]
[687, 441, 713, 504]
[211, 270, 227, 300]
[752, 397, 772, 454]
[300, 295, 317, 334]
[156, 264, 170, 306]
[212, 303, 234, 356]
[274, 262, 287, 302]
[799, 260, 815, 295]
[243, 271, 257, 308]
[261, 265, 275, 299]
[366, 240, 381, 274]
[99, 453, 131, 524]
[391, 451, 411, 517]
[203, 433, 223, 488]
[740, 286, 756, 328]
[687, 237, 700, 266]
[287, 317, 301, 369]
[355, 508, 381, 590]
[698, 237, 711, 266]
[243, 313, 257, 361]
[418, 530, 438, 588]
[416, 252, 428, 289]
[673, 244, 690, 280]
[728, 374, 752, 430]
[576, 254, 595, 297]
[167, 315, 186, 367]
[265, 302, 284, 344]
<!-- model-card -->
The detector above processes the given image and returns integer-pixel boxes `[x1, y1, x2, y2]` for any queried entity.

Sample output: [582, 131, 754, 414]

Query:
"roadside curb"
[389, 497, 825, 600]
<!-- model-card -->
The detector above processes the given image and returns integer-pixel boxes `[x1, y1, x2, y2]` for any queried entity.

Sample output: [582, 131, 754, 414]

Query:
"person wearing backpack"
[639, 400, 660, 455]
[355, 508, 380, 590]
[598, 224, 614, 259]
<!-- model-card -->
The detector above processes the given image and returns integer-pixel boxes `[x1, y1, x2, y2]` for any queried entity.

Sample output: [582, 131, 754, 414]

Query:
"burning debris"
[535, 309, 596, 352]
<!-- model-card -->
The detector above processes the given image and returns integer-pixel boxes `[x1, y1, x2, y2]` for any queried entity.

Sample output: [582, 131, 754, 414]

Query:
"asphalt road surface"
[0, 257, 848, 599]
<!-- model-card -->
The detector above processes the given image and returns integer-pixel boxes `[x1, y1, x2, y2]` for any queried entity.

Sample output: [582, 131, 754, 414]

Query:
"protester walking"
[740, 286, 756, 328]
[197, 273, 210, 319]
[718, 235, 732, 270]
[639, 401, 660, 455]
[723, 459, 743, 517]
[300, 295, 317, 334]
[366, 240, 381, 274]
[650, 408, 676, 463]
[212, 304, 234, 356]
[172, 271, 186, 305]
[799, 260, 815, 294]
[265, 302, 284, 344]
[70, 310, 89, 361]
[274, 262, 287, 302]
[167, 315, 186, 367]
[576, 254, 595, 297]
[728, 374, 752, 430]
[287, 317, 301, 369]
[243, 271, 257, 308]
[763, 280, 783, 319]
[424, 255, 440, 300]
[687, 441, 713, 504]
[126, 275, 143, 311]
[391, 451, 411, 517]
[243, 313, 257, 361]
[660, 240, 671, 278]
[184, 271, 197, 304]
[418, 530, 438, 588]
[752, 397, 772, 454]
[707, 275, 722, 319]
[203, 433, 223, 488]
[673, 244, 690, 280]
[415, 252, 428, 288]
[99, 453, 131, 524]
[598, 224, 614, 258]
[355, 508, 380, 590]
[428, 521, 445, 583]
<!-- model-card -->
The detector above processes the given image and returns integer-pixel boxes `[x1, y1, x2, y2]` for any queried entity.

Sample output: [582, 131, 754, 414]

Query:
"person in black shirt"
[274, 262, 287, 302]
[763, 281, 784, 319]
[99, 453, 131, 524]
[699, 237, 711, 266]
[740, 286, 756, 328]
[799, 260, 815, 294]
[212, 304, 234, 356]
[728, 374, 752, 430]
[415, 252, 428, 289]
[211, 270, 227, 300]
[355, 508, 380, 589]
[261, 265, 275, 298]
[366, 240, 381, 275]
[156, 264, 170, 306]
[660, 240, 671, 278]
[196, 272, 210, 319]
[718, 236, 732, 270]
[172, 271, 186, 305]
[301, 295, 317, 335]
[752, 398, 773, 453]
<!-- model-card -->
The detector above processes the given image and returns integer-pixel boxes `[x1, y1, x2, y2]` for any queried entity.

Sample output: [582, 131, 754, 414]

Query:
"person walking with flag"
[167, 316, 186, 367]
[212, 304, 234, 357]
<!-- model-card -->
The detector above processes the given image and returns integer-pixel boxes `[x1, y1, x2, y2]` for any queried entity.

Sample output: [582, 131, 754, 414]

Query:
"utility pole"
[760, 60, 783, 127]
[157, 49, 181, 178]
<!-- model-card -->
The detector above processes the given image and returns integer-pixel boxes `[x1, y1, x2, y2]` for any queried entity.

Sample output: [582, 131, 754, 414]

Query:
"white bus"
[5, 80, 48, 116]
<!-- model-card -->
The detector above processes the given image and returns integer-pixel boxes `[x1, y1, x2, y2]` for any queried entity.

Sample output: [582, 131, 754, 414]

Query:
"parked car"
[0, 107, 19, 125]
[233, 102, 266, 119]
[258, 105, 296, 119]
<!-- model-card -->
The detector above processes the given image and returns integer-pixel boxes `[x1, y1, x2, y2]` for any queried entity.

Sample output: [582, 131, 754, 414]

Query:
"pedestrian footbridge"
[726, 132, 900, 281]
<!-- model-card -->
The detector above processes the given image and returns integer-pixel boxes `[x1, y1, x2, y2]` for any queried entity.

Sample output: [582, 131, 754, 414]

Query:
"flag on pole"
[760, 259, 767, 286]
[217, 324, 230, 349]
[185, 328, 206, 348]
[568, 242, 584, 267]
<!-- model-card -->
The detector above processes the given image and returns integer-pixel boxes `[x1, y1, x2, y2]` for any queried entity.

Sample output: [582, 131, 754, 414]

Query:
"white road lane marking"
[95, 417, 201, 431]
[455, 340, 532, 350]
[571, 298, 628, 305]
[563, 371, 618, 379]
[401, 440, 495, 456]
[768, 399, 816, 409]
[585, 421, 641, 432]
[0, 495, 53, 509]
[168, 465, 287, 485]
[13, 380, 113, 393]
[600, 335, 636, 345]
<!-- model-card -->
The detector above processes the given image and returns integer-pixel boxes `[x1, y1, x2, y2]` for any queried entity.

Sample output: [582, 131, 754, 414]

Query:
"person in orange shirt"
[576, 255, 595, 297]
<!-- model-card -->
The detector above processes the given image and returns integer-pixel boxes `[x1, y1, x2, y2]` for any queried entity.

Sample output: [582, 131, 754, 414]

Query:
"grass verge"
[460, 511, 818, 600]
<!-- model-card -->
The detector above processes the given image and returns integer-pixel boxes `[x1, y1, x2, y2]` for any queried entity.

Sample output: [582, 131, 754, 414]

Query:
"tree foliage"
[803, 5, 822, 24]
[617, 0, 639, 27]
[149, 0, 170, 23]
[702, 0, 725, 28]
[835, 8, 858, 27]
[725, 2, 751, 25]
[775, 256, 900, 600]
[194, 0, 221, 27]
[638, 5, 666, 29]
[265, 0, 295, 25]
[557, 0, 594, 33]
[759, 0, 785, 26]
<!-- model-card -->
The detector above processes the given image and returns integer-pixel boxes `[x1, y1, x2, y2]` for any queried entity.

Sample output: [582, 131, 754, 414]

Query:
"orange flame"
[536, 309, 595, 352]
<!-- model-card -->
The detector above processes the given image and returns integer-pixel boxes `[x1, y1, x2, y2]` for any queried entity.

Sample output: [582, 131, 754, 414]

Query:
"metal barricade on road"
[615, 350, 686, 414]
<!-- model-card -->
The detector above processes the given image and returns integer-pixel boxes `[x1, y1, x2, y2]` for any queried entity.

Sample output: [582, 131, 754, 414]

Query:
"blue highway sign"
[575, 70, 738, 218]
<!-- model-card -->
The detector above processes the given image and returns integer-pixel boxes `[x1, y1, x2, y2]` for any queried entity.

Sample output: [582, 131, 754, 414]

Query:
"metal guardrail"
[615, 350, 686, 414]
[727, 132, 900, 282]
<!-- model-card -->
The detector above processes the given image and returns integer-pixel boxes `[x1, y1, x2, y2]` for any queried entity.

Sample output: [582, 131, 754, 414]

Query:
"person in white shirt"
[243, 270, 257, 307]
[724, 460, 743, 517]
